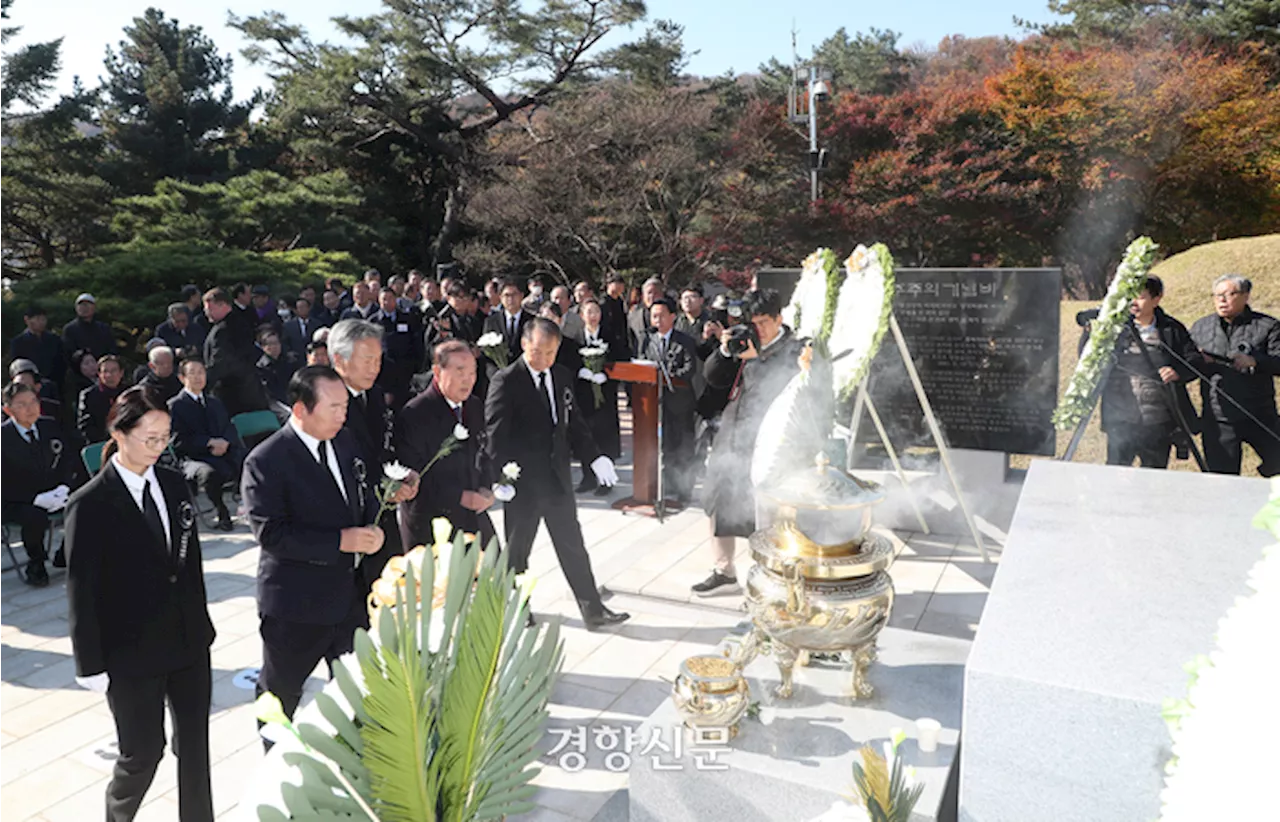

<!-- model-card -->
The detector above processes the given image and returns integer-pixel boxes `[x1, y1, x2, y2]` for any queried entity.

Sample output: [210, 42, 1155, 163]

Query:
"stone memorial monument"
[961, 461, 1272, 822]
[859, 267, 1061, 457]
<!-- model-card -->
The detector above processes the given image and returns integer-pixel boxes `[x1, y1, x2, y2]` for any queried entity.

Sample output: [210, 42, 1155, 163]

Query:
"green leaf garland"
[1052, 236, 1159, 431]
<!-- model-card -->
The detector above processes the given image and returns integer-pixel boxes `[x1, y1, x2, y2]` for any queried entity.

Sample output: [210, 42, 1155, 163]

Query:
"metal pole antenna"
[808, 76, 819, 204]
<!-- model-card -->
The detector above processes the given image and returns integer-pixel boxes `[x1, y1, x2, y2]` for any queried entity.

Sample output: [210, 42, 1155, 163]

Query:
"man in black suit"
[397, 340, 495, 550]
[638, 299, 701, 505]
[328, 319, 419, 586]
[242, 366, 383, 731]
[139, 346, 182, 405]
[372, 287, 425, 409]
[312, 290, 342, 328]
[77, 355, 124, 444]
[169, 359, 243, 531]
[9, 358, 63, 420]
[282, 297, 324, 359]
[480, 278, 535, 375]
[203, 288, 269, 417]
[485, 318, 629, 630]
[10, 305, 65, 392]
[155, 303, 206, 357]
[2, 383, 83, 584]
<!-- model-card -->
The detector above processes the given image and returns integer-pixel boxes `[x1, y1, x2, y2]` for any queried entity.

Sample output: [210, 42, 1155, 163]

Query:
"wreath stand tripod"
[846, 315, 991, 563]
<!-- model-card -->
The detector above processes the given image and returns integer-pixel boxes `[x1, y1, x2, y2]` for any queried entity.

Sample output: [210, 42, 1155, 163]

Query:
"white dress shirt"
[289, 418, 349, 504]
[112, 453, 172, 544]
[526, 364, 558, 425]
[583, 326, 604, 347]
[182, 388, 205, 405]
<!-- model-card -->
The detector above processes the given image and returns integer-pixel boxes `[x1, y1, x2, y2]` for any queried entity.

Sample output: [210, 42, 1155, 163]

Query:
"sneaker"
[691, 570, 739, 597]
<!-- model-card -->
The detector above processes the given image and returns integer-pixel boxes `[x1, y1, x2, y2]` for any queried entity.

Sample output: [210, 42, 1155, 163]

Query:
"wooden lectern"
[606, 361, 690, 516]
[606, 361, 661, 509]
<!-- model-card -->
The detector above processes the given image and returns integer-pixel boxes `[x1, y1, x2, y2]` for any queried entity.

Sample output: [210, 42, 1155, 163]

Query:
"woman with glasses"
[65, 385, 216, 822]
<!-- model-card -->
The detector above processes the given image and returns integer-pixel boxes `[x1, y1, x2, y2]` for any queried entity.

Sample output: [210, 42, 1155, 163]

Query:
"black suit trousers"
[256, 573, 367, 732]
[1, 502, 49, 563]
[1202, 414, 1280, 477]
[502, 490, 602, 611]
[105, 655, 213, 822]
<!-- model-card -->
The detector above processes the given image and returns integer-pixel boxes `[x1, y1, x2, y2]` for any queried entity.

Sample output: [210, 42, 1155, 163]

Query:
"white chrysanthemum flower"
[476, 331, 504, 348]
[492, 483, 516, 502]
[503, 462, 521, 481]
[382, 461, 411, 481]
[579, 346, 607, 358]
[453, 423, 469, 441]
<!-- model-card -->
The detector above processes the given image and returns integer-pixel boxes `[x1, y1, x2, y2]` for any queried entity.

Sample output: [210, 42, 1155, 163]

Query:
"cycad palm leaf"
[359, 563, 436, 821]
[437, 543, 512, 822]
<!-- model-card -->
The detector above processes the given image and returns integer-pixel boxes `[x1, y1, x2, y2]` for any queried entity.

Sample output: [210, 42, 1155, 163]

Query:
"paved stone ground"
[1, 417, 1001, 822]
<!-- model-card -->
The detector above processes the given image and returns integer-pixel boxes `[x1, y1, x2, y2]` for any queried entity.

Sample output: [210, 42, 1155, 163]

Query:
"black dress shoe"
[24, 564, 49, 587]
[593, 484, 612, 497]
[581, 606, 629, 632]
[575, 476, 598, 493]
[214, 517, 234, 532]
[51, 547, 66, 568]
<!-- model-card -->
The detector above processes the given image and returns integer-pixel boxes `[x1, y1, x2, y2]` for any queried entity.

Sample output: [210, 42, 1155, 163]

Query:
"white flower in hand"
[476, 331, 504, 348]
[591, 372, 607, 385]
[492, 483, 516, 502]
[453, 423, 469, 441]
[502, 462, 521, 482]
[383, 461, 412, 481]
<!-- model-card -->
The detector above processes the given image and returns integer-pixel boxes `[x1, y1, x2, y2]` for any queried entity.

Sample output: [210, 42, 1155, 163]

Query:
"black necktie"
[508, 316, 516, 343]
[317, 439, 330, 468]
[451, 403, 463, 424]
[23, 429, 37, 445]
[357, 393, 368, 415]
[141, 480, 167, 550]
[538, 371, 554, 424]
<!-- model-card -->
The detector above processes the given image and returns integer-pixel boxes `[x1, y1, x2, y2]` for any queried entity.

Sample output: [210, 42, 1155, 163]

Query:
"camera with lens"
[725, 323, 759, 357]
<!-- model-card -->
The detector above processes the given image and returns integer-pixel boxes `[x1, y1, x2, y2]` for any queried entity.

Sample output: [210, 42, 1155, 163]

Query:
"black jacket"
[256, 352, 299, 405]
[340, 302, 379, 322]
[1, 416, 84, 504]
[1190, 307, 1280, 423]
[66, 461, 214, 677]
[154, 318, 206, 355]
[342, 384, 396, 469]
[1089, 309, 1199, 432]
[139, 370, 182, 405]
[485, 358, 602, 500]
[242, 424, 378, 625]
[282, 316, 323, 359]
[482, 310, 535, 362]
[9, 330, 65, 388]
[168, 391, 244, 478]
[204, 316, 268, 416]
[61, 318, 116, 359]
[627, 303, 654, 357]
[637, 328, 701, 415]
[76, 383, 122, 444]
[600, 296, 631, 359]
[396, 381, 493, 544]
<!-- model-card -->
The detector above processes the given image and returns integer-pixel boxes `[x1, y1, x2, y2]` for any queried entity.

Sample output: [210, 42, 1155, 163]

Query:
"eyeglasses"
[1213, 290, 1244, 300]
[129, 431, 175, 450]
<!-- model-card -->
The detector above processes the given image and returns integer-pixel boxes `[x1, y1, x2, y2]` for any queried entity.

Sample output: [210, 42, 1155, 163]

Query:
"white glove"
[33, 490, 63, 512]
[75, 672, 110, 693]
[591, 372, 607, 385]
[591, 456, 619, 488]
[492, 483, 516, 503]
[577, 367, 594, 381]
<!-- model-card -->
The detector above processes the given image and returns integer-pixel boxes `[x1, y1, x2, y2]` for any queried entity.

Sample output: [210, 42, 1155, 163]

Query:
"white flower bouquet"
[476, 330, 509, 370]
[579, 345, 608, 407]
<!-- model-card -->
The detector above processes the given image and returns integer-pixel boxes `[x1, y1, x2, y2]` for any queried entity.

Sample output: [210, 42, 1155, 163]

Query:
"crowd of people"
[2, 264, 1276, 822]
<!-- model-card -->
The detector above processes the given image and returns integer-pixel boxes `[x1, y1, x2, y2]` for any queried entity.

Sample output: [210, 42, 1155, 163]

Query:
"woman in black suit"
[65, 386, 216, 822]
[574, 298, 624, 492]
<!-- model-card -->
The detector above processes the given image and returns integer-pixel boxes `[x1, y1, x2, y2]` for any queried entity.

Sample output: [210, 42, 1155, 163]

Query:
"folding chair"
[231, 410, 281, 443]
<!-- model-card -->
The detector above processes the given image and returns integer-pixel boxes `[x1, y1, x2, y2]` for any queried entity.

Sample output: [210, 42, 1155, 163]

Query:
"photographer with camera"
[692, 289, 812, 597]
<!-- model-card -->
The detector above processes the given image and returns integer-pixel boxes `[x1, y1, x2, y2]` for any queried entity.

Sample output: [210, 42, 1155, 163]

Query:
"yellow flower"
[383, 555, 407, 580]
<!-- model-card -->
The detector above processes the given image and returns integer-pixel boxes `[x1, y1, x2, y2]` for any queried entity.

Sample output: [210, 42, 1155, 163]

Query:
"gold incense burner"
[743, 454, 894, 699]
[671, 655, 751, 740]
